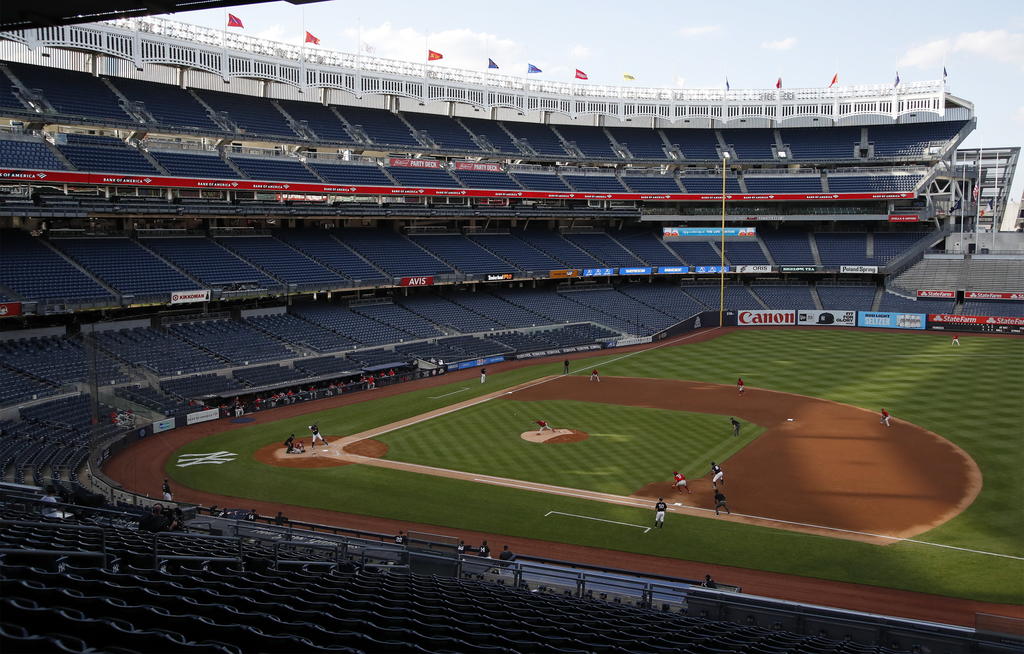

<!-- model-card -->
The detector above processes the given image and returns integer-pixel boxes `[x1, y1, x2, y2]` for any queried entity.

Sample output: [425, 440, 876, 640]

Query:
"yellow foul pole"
[719, 156, 727, 326]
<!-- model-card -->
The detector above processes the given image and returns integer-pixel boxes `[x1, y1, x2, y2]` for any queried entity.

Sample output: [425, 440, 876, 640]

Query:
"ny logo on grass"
[176, 451, 238, 467]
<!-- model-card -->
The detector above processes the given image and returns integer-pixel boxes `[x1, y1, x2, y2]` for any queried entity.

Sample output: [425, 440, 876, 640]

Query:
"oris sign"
[737, 310, 796, 326]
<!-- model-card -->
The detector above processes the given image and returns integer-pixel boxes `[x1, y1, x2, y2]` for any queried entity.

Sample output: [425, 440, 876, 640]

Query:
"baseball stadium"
[0, 2, 1022, 652]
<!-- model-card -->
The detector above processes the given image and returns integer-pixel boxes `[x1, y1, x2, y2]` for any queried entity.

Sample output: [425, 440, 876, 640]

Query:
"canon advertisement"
[737, 310, 796, 326]
[797, 310, 856, 326]
[857, 311, 925, 330]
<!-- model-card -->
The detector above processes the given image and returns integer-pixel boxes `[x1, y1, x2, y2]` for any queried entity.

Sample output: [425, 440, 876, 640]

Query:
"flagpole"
[974, 144, 982, 240]
[958, 149, 966, 242]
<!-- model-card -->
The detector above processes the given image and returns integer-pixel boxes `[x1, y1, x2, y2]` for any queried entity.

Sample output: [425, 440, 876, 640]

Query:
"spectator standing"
[394, 530, 406, 545]
[478, 540, 490, 557]
[701, 574, 717, 589]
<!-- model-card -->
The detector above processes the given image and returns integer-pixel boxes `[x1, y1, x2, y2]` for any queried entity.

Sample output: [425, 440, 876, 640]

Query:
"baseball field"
[110, 328, 1024, 607]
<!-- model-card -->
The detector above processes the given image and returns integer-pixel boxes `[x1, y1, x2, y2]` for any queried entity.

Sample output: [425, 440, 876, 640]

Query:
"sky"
[166, 0, 1023, 199]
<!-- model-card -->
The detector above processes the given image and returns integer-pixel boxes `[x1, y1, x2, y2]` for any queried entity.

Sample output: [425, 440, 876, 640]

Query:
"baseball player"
[951, 335, 960, 347]
[710, 462, 724, 488]
[673, 471, 691, 494]
[737, 377, 745, 395]
[714, 491, 731, 516]
[654, 497, 667, 528]
[535, 419, 553, 432]
[161, 479, 172, 502]
[590, 369, 601, 382]
[563, 359, 570, 374]
[730, 417, 741, 437]
[880, 408, 892, 428]
[480, 367, 487, 384]
[309, 424, 328, 447]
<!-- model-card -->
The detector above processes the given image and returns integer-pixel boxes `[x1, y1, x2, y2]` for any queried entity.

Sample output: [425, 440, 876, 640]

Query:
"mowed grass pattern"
[378, 399, 761, 494]
[169, 329, 1024, 602]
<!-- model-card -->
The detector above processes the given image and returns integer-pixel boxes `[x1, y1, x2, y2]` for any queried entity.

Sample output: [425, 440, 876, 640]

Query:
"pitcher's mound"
[521, 428, 589, 444]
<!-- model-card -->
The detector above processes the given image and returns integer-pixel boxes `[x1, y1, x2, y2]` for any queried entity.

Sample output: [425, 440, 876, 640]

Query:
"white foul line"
[545, 511, 651, 534]
[428, 387, 470, 399]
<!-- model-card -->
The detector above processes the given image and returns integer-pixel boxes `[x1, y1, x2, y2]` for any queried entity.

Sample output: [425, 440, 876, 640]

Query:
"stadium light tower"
[719, 153, 729, 326]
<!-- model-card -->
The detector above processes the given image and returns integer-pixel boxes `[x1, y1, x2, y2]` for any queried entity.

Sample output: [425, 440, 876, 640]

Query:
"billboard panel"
[797, 310, 856, 326]
[170, 290, 210, 305]
[618, 267, 652, 275]
[657, 266, 690, 274]
[582, 268, 616, 277]
[840, 265, 879, 274]
[0, 302, 22, 317]
[663, 227, 756, 239]
[737, 310, 796, 326]
[549, 269, 581, 279]
[963, 291, 1024, 300]
[917, 290, 955, 298]
[399, 276, 434, 287]
[857, 311, 926, 330]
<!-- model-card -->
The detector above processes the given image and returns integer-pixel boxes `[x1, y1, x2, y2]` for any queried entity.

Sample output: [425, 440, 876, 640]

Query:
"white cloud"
[674, 76, 686, 87]
[899, 38, 949, 68]
[341, 22, 523, 72]
[1016, 106, 1024, 122]
[678, 25, 719, 37]
[569, 44, 591, 59]
[761, 37, 797, 51]
[900, 30, 1024, 71]
[954, 30, 1024, 71]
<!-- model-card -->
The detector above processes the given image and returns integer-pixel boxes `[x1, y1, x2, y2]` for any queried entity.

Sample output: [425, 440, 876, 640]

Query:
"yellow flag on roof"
[623, 73, 636, 81]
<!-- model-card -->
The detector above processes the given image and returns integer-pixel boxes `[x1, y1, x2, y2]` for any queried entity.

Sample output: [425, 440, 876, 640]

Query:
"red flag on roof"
[428, 50, 444, 61]
[775, 77, 782, 89]
[226, 14, 243, 28]
[828, 73, 838, 88]
[575, 69, 588, 80]
[304, 31, 320, 45]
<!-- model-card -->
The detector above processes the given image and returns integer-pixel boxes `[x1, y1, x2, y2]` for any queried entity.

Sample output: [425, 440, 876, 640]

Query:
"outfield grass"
[168, 329, 1024, 603]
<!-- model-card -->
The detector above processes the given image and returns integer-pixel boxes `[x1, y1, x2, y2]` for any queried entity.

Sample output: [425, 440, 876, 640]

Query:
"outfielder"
[654, 497, 667, 528]
[951, 335, 960, 347]
[880, 409, 892, 428]
[737, 377, 745, 395]
[673, 471, 691, 494]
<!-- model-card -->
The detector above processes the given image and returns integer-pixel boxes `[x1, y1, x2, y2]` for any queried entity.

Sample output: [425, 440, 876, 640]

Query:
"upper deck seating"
[141, 237, 278, 287]
[215, 236, 345, 286]
[460, 117, 522, 154]
[0, 230, 113, 302]
[605, 127, 668, 159]
[51, 237, 195, 296]
[402, 112, 482, 152]
[720, 129, 776, 160]
[7, 63, 131, 122]
[556, 124, 618, 158]
[193, 89, 298, 139]
[662, 129, 721, 160]
[332, 230, 452, 277]
[501, 122, 570, 157]
[110, 77, 220, 131]
[335, 106, 420, 147]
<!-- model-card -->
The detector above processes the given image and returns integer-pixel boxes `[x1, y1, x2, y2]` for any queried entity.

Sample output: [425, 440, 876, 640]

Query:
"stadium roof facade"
[0, 15, 972, 127]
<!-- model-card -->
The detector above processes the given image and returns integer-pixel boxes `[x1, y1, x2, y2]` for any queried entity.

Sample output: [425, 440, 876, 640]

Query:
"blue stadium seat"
[661, 129, 720, 160]
[501, 122, 570, 157]
[150, 150, 237, 179]
[194, 89, 299, 139]
[52, 238, 196, 297]
[141, 237, 278, 287]
[460, 117, 522, 154]
[0, 230, 113, 303]
[336, 106, 420, 147]
[402, 112, 483, 152]
[228, 156, 319, 183]
[409, 235, 519, 274]
[215, 236, 346, 286]
[7, 63, 131, 122]
[109, 77, 221, 131]
[0, 137, 67, 170]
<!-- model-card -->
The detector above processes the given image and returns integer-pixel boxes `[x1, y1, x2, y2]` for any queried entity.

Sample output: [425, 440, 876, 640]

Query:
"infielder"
[673, 471, 691, 494]
[737, 377, 745, 395]
[710, 462, 724, 488]
[654, 497, 667, 528]
[730, 417, 741, 437]
[535, 419, 553, 432]
[590, 369, 601, 382]
[879, 409, 892, 428]
[480, 367, 487, 384]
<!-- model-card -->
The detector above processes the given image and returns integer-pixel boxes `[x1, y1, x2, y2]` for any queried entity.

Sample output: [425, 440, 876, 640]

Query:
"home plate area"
[520, 428, 590, 443]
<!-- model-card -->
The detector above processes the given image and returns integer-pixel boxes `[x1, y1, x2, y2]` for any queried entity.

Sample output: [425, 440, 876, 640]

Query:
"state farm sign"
[399, 276, 434, 287]
[737, 310, 796, 326]
[964, 291, 1024, 300]
[170, 290, 211, 305]
[917, 290, 955, 298]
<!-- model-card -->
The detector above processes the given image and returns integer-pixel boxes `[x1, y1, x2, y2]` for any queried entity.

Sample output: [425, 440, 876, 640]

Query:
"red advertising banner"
[737, 309, 796, 326]
[454, 162, 503, 172]
[399, 276, 434, 287]
[0, 168, 918, 203]
[929, 314, 1024, 326]
[388, 158, 442, 169]
[549, 269, 581, 279]
[888, 214, 920, 222]
[964, 291, 1024, 300]
[916, 290, 955, 298]
[0, 302, 22, 317]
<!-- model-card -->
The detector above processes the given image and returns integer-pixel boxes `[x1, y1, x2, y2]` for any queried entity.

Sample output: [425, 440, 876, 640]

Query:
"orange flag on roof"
[428, 50, 444, 61]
